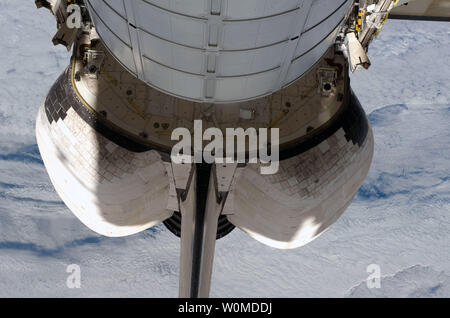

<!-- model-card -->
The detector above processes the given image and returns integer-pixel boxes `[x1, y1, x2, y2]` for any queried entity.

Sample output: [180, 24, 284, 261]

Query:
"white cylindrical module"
[86, 0, 352, 102]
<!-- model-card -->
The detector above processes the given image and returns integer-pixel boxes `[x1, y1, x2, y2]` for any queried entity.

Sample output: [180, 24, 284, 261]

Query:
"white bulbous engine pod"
[36, 68, 173, 237]
[85, 0, 353, 102]
[226, 90, 374, 249]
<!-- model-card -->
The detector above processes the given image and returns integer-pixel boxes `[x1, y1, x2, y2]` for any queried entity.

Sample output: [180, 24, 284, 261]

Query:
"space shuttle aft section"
[33, 0, 448, 297]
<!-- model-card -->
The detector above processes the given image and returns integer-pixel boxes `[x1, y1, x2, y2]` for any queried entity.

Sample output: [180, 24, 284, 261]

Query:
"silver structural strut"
[178, 164, 224, 298]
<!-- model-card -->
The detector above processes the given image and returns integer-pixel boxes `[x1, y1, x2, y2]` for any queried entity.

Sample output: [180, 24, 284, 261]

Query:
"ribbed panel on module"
[86, 0, 352, 102]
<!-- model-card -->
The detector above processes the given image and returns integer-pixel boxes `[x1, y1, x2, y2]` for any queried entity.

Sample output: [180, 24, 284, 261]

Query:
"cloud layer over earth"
[0, 2, 448, 297]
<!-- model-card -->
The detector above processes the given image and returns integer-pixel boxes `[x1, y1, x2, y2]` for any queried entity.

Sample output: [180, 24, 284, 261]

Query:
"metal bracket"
[83, 50, 105, 79]
[317, 68, 338, 97]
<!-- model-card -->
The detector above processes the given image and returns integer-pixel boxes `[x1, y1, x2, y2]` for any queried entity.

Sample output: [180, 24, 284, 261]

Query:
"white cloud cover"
[0, 1, 448, 297]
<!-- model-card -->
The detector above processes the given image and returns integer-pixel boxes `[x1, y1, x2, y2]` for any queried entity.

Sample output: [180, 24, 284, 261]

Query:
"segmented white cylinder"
[86, 0, 352, 102]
